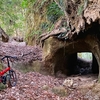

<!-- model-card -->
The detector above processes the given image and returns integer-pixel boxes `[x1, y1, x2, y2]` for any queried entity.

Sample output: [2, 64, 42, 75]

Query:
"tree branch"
[40, 27, 67, 42]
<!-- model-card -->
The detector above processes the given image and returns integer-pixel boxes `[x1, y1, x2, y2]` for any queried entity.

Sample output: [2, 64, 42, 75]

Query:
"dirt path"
[0, 70, 99, 100]
[0, 41, 42, 63]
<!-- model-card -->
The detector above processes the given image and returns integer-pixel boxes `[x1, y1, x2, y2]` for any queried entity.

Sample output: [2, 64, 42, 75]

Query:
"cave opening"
[67, 52, 99, 76]
[43, 21, 100, 77]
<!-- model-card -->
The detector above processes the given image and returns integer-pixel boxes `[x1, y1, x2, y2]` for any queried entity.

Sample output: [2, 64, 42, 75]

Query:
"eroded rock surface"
[42, 34, 100, 77]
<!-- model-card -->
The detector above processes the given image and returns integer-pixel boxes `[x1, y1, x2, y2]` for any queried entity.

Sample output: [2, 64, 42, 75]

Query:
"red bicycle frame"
[0, 67, 10, 76]
[0, 56, 17, 87]
[0, 57, 11, 76]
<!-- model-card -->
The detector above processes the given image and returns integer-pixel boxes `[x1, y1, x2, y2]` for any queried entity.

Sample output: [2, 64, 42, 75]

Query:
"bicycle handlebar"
[1, 56, 18, 61]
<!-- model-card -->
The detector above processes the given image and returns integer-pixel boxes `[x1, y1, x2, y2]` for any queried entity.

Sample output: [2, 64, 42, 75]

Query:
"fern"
[47, 2, 64, 23]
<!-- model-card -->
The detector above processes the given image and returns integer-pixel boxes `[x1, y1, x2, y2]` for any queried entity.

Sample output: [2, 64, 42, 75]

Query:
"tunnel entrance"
[42, 32, 100, 77]
[67, 52, 99, 76]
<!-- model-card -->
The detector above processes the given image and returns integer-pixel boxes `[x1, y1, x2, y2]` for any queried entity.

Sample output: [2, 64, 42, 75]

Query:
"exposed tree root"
[39, 0, 100, 42]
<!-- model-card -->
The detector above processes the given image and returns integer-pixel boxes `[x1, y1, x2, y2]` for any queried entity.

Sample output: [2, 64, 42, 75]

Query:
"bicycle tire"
[6, 70, 17, 87]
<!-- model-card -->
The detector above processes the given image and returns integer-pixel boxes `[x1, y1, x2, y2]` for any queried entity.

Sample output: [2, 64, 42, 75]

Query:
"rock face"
[42, 33, 100, 78]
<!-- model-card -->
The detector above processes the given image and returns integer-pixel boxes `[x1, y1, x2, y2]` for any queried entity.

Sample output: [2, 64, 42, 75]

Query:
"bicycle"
[0, 56, 17, 87]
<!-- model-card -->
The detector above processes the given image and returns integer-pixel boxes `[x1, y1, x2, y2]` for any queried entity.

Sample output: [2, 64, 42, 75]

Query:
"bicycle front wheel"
[6, 70, 17, 87]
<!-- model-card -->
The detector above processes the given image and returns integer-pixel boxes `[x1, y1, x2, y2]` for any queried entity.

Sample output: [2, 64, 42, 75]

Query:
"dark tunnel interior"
[53, 21, 100, 76]
[67, 52, 99, 76]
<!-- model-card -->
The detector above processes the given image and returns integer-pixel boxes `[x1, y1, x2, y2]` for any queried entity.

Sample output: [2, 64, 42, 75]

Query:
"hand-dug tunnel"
[41, 22, 100, 80]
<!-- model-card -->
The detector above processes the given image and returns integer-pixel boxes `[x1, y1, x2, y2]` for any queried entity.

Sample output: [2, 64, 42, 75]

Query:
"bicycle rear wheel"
[6, 70, 17, 87]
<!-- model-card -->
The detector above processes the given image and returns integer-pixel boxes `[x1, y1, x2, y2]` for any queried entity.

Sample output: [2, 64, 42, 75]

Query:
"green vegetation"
[78, 52, 92, 61]
[25, 0, 64, 44]
[77, 4, 84, 15]
[0, 83, 7, 91]
[0, 0, 64, 44]
[0, 0, 26, 37]
[47, 2, 64, 23]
